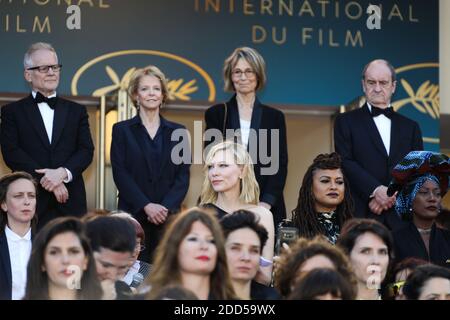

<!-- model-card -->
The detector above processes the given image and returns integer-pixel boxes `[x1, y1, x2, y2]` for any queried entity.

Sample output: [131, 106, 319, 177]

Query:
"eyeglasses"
[388, 280, 405, 297]
[232, 69, 256, 79]
[27, 64, 62, 73]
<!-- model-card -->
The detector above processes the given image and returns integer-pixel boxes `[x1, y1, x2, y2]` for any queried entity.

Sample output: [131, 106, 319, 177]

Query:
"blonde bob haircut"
[127, 65, 169, 109]
[223, 47, 267, 92]
[200, 141, 260, 206]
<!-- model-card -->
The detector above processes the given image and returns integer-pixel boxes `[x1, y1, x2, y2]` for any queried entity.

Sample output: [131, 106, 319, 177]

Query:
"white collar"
[5, 225, 31, 241]
[32, 91, 57, 99]
[366, 102, 392, 112]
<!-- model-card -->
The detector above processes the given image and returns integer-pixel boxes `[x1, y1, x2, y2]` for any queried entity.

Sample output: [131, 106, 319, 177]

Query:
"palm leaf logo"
[392, 79, 440, 119]
[167, 79, 198, 101]
[92, 66, 136, 97]
[92, 66, 198, 101]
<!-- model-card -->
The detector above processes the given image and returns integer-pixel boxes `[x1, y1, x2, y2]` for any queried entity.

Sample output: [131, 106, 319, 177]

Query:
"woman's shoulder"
[246, 205, 273, 219]
[113, 116, 139, 129]
[160, 116, 186, 130]
[206, 102, 226, 115]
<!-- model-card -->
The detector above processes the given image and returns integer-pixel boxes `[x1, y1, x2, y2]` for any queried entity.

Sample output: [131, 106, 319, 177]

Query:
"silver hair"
[23, 42, 58, 69]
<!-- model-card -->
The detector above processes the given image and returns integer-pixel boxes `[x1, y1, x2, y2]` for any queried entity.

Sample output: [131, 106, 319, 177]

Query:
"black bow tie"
[371, 106, 393, 118]
[34, 92, 57, 109]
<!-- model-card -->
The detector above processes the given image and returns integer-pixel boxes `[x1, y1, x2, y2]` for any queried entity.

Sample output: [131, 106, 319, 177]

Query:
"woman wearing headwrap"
[388, 151, 450, 268]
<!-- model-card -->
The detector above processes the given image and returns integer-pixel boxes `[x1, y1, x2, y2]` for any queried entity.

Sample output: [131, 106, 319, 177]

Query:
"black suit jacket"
[393, 223, 450, 268]
[0, 95, 94, 226]
[205, 95, 288, 226]
[334, 104, 423, 226]
[111, 115, 190, 221]
[0, 231, 12, 300]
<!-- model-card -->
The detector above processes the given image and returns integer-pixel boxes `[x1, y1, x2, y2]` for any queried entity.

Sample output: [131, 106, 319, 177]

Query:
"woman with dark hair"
[24, 217, 103, 300]
[0, 172, 37, 300]
[146, 208, 236, 300]
[287, 268, 356, 300]
[220, 210, 279, 300]
[388, 151, 450, 268]
[111, 65, 190, 263]
[291, 153, 354, 244]
[402, 264, 450, 300]
[274, 236, 356, 299]
[337, 218, 394, 300]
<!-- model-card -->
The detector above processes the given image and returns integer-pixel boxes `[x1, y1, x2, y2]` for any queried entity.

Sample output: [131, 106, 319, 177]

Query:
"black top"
[138, 117, 165, 174]
[393, 222, 450, 268]
[203, 203, 229, 220]
[250, 281, 281, 300]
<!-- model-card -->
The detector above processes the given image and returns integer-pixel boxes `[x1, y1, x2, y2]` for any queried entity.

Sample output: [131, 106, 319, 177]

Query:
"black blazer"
[393, 223, 450, 268]
[0, 231, 12, 300]
[0, 95, 94, 225]
[205, 95, 288, 226]
[111, 115, 190, 221]
[334, 104, 423, 223]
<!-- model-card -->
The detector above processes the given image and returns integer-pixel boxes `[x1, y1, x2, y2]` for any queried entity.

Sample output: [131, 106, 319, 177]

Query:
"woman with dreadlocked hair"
[291, 153, 354, 244]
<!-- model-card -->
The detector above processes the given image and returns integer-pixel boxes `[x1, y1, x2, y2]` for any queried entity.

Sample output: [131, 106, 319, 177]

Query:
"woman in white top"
[205, 47, 288, 230]
[0, 171, 37, 300]
[200, 141, 275, 285]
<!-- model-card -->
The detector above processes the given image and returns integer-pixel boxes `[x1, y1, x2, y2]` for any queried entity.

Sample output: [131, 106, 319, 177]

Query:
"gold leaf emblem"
[392, 79, 440, 119]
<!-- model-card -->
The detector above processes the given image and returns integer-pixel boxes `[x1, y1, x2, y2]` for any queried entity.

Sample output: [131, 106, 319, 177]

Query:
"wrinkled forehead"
[364, 62, 392, 80]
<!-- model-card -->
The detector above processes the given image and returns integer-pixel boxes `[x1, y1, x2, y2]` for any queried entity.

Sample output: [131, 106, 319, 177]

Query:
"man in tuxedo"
[0, 42, 94, 229]
[334, 59, 423, 230]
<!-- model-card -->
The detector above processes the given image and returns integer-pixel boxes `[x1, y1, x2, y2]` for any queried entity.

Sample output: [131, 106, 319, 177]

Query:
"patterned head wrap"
[388, 151, 450, 217]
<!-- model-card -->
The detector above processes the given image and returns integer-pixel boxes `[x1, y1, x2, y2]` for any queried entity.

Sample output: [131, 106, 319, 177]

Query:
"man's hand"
[370, 186, 397, 215]
[35, 167, 68, 192]
[53, 183, 69, 203]
[144, 203, 168, 225]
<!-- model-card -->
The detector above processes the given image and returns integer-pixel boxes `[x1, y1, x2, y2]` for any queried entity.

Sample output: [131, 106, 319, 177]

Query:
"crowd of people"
[0, 42, 449, 300]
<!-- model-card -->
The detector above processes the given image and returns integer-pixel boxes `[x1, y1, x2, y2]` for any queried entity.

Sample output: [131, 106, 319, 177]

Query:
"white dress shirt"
[31, 91, 72, 182]
[5, 226, 32, 300]
[239, 118, 251, 148]
[367, 102, 391, 156]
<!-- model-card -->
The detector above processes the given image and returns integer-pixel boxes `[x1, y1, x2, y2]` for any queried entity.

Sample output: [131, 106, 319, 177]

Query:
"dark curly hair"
[274, 236, 357, 298]
[291, 153, 354, 239]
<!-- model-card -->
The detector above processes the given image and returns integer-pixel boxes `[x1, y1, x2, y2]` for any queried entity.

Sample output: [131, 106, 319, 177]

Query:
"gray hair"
[23, 42, 58, 69]
[361, 59, 396, 82]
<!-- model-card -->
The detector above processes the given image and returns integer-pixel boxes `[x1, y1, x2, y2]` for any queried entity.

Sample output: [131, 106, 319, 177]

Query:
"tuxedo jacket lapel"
[24, 95, 51, 149]
[227, 96, 240, 130]
[51, 98, 69, 147]
[362, 104, 388, 157]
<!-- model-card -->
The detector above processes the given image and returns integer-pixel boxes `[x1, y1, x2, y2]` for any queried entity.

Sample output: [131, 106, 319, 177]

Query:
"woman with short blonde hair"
[111, 65, 190, 263]
[201, 141, 259, 206]
[200, 141, 275, 286]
